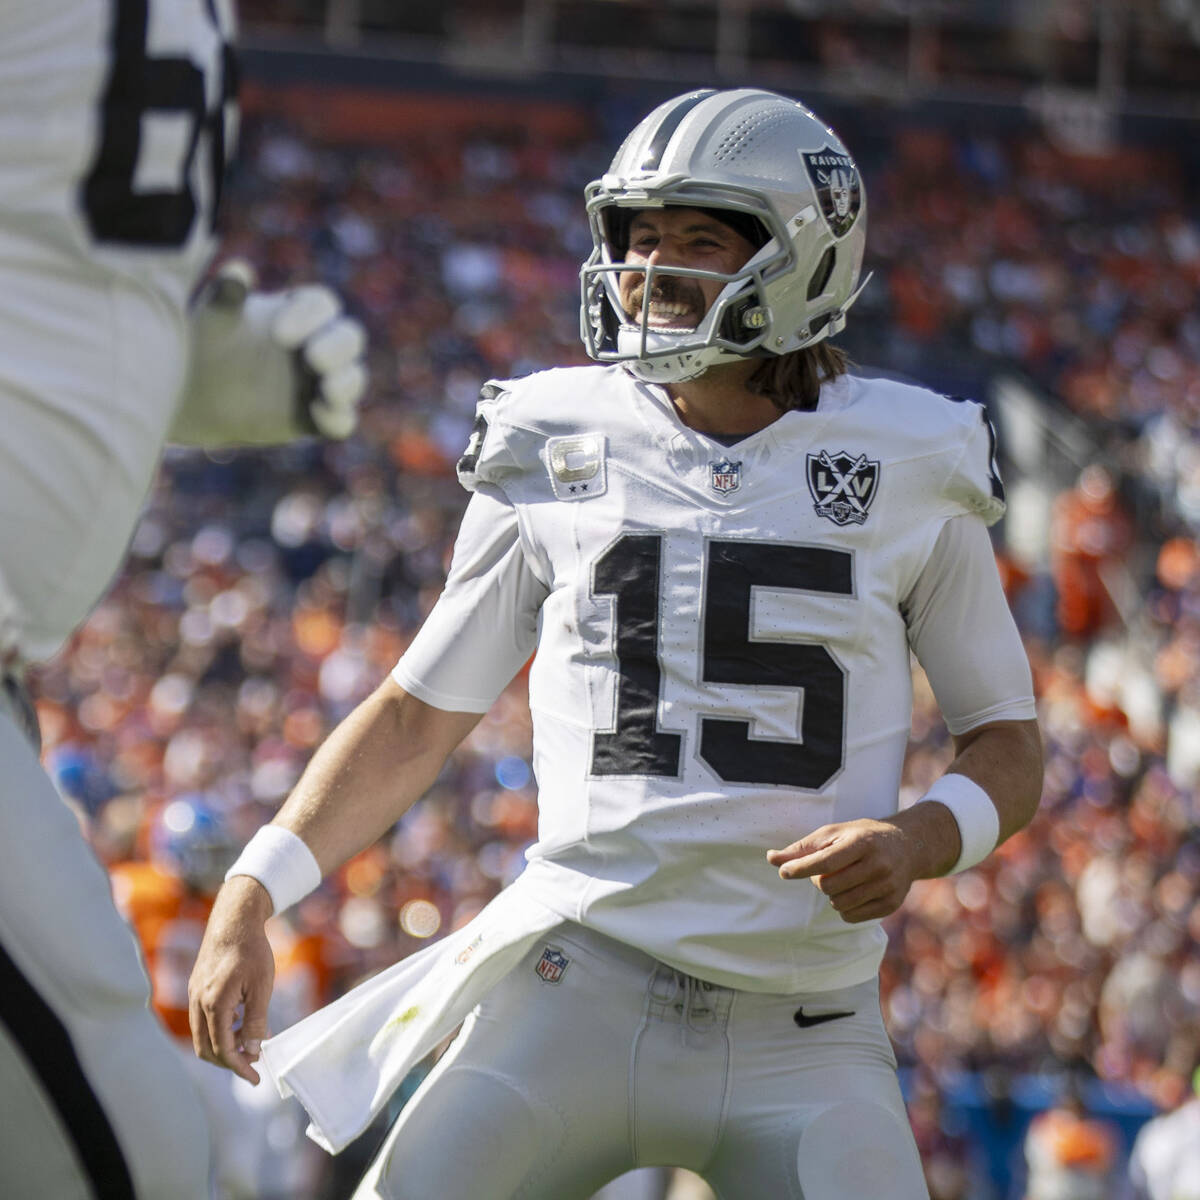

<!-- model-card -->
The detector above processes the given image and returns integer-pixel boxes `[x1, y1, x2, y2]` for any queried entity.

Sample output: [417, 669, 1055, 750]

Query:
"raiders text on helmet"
[580, 88, 869, 384]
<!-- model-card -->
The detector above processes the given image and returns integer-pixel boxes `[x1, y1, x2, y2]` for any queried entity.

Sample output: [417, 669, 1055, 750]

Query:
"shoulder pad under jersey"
[939, 393, 1006, 526]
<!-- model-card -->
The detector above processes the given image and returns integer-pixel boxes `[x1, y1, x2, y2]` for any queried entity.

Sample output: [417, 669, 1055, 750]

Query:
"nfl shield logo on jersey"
[534, 945, 570, 984]
[709, 459, 742, 495]
[807, 450, 880, 526]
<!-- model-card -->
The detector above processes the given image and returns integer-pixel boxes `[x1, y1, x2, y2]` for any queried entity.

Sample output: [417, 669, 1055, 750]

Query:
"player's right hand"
[189, 875, 277, 1085]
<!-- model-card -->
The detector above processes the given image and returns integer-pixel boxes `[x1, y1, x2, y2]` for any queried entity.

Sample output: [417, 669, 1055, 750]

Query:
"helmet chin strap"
[624, 358, 708, 384]
[616, 324, 719, 383]
[618, 316, 768, 383]
[622, 345, 742, 385]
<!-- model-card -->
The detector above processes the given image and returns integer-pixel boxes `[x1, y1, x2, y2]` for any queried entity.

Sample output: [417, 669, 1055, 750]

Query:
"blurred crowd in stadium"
[31, 82, 1200, 1198]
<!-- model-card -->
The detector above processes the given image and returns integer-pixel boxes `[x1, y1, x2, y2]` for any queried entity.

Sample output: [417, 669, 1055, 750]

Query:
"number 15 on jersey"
[590, 534, 853, 790]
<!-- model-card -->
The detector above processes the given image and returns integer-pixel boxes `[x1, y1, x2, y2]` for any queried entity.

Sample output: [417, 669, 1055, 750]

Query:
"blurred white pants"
[0, 701, 211, 1199]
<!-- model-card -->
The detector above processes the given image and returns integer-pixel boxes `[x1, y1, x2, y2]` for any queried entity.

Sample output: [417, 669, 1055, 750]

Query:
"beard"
[621, 273, 707, 329]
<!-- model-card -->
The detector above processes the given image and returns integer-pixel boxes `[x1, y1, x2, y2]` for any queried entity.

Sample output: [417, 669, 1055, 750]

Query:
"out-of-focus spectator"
[908, 1073, 974, 1200]
[1050, 465, 1135, 640]
[111, 795, 239, 1040]
[1023, 1079, 1121, 1200]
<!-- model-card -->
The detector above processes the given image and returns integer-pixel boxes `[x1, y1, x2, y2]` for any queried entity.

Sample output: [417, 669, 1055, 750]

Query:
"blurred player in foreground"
[192, 87, 1042, 1197]
[0, 2, 366, 1196]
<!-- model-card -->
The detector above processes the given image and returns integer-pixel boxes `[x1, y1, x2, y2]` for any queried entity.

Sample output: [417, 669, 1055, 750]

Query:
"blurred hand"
[188, 874, 277, 1085]
[171, 259, 368, 446]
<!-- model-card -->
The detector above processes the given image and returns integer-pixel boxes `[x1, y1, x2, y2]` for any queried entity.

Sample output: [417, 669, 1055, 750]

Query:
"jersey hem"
[390, 662, 495, 714]
[944, 696, 1037, 736]
[516, 857, 886, 995]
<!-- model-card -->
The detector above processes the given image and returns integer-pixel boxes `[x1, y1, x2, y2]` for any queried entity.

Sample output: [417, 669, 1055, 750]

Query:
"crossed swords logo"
[806, 449, 880, 526]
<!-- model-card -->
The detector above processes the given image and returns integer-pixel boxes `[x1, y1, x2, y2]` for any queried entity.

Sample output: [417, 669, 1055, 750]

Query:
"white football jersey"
[395, 366, 1036, 993]
[0, 0, 235, 310]
[0, 0, 237, 662]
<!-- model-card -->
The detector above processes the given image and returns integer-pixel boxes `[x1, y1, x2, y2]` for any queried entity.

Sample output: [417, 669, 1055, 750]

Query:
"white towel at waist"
[259, 878, 562, 1153]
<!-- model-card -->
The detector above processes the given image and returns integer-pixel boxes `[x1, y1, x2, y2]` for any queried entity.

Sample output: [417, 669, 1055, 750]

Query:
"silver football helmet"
[580, 88, 869, 384]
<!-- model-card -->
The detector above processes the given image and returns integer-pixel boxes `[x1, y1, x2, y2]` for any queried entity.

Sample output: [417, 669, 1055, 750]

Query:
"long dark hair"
[746, 341, 850, 412]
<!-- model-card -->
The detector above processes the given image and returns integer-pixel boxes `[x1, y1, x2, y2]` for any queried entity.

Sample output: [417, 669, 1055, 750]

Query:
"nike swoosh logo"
[793, 1007, 856, 1028]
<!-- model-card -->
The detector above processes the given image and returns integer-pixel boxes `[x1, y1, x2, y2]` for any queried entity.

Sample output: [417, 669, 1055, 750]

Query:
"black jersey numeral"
[591, 534, 684, 776]
[589, 535, 852, 788]
[700, 540, 851, 787]
[82, 0, 236, 248]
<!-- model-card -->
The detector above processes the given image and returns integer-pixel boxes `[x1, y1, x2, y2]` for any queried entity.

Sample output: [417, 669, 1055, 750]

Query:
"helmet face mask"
[580, 89, 868, 384]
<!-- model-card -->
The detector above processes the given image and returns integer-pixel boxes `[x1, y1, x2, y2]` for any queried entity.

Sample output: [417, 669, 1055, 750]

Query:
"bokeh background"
[46, 3, 1200, 1196]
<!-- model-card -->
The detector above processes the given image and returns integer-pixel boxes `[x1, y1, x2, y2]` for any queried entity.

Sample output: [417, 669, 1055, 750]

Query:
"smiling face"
[617, 207, 760, 331]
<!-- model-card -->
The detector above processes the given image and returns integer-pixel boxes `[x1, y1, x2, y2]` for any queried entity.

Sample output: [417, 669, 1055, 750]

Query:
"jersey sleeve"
[941, 400, 1006, 526]
[456, 380, 521, 493]
[903, 514, 1036, 734]
[392, 483, 548, 713]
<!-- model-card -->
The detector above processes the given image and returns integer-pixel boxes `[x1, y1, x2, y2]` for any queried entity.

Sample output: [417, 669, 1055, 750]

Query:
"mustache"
[624, 273, 706, 315]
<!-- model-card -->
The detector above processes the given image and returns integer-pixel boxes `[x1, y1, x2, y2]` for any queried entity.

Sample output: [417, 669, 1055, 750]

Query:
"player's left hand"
[768, 819, 919, 924]
[170, 259, 368, 447]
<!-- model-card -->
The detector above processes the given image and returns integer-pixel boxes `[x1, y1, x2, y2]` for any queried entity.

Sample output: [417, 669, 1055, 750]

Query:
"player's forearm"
[947, 717, 1043, 841]
[892, 717, 1043, 878]
[270, 676, 481, 876]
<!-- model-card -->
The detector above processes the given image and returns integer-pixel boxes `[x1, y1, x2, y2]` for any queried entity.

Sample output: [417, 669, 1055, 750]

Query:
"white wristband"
[920, 774, 1000, 874]
[225, 825, 322, 916]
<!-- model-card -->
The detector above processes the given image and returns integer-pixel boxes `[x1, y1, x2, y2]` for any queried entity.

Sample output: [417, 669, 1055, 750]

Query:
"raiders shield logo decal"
[800, 146, 862, 239]
[807, 450, 879, 526]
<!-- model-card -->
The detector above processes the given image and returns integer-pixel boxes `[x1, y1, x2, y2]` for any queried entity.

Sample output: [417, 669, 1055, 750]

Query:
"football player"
[191, 88, 1042, 1198]
[0, 3, 366, 1197]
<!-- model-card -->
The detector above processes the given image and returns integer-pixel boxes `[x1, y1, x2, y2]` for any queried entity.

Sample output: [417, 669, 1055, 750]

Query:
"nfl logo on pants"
[535, 945, 569, 984]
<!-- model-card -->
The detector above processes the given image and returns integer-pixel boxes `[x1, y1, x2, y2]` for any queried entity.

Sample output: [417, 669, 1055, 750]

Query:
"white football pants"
[353, 921, 928, 1199]
[0, 698, 212, 1199]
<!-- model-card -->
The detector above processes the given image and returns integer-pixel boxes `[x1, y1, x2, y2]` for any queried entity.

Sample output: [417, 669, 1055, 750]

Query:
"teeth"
[646, 301, 694, 327]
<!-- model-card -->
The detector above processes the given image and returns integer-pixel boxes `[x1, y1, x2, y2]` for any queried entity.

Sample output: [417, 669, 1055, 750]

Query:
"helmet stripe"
[637, 89, 717, 171]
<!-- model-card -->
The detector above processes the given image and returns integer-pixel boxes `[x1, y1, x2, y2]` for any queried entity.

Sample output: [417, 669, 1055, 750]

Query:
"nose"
[640, 236, 686, 269]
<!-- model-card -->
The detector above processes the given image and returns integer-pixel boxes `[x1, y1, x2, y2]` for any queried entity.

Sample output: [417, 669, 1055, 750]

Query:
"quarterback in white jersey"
[398, 363, 1022, 996]
[193, 88, 1042, 1198]
[0, 3, 366, 1197]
